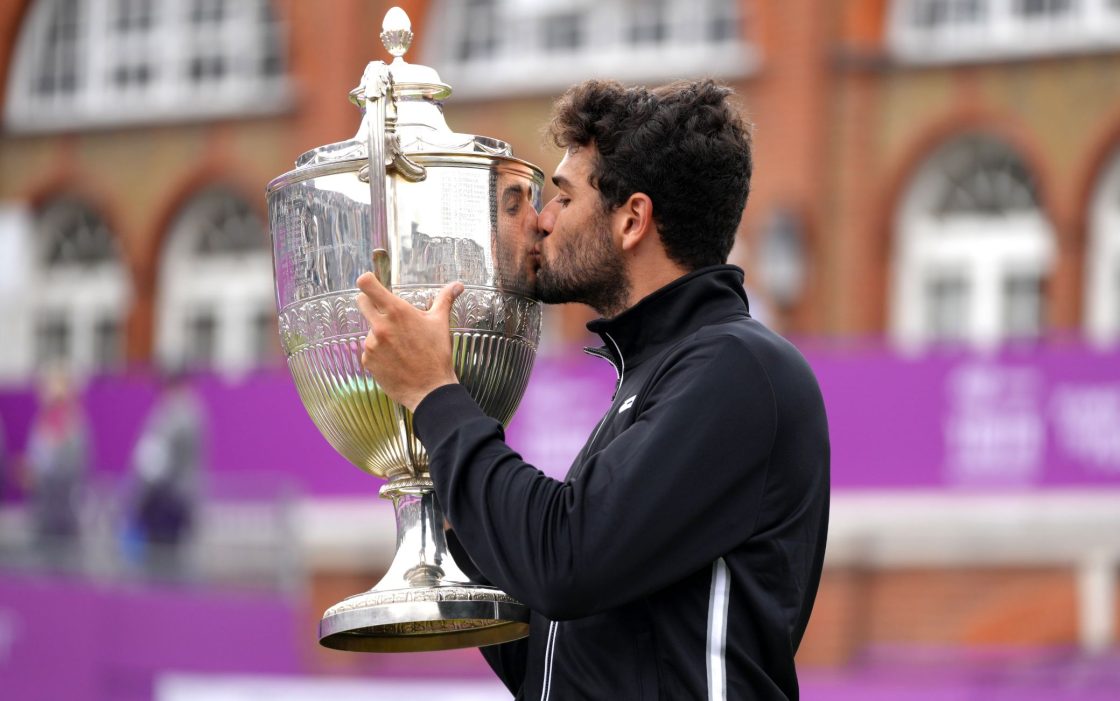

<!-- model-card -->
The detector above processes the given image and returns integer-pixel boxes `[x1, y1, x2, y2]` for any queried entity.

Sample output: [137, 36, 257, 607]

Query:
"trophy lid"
[293, 7, 510, 169]
[377, 6, 450, 101]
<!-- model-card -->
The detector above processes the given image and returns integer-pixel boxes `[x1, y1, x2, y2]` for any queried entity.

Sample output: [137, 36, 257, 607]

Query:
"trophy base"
[319, 584, 530, 652]
[318, 478, 530, 652]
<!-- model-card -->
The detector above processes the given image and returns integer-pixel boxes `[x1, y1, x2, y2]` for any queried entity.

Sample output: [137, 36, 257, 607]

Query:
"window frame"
[890, 137, 1057, 350]
[4, 0, 291, 133]
[888, 0, 1120, 64]
[156, 190, 277, 376]
[425, 0, 758, 99]
[32, 198, 131, 375]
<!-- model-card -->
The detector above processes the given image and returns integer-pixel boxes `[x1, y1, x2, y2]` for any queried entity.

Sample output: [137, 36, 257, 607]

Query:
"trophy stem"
[318, 477, 530, 652]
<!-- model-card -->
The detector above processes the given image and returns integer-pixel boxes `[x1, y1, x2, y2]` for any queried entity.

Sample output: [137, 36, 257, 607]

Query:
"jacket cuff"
[413, 383, 488, 448]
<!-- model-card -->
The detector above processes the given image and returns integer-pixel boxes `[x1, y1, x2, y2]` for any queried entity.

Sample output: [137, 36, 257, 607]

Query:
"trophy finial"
[381, 6, 413, 60]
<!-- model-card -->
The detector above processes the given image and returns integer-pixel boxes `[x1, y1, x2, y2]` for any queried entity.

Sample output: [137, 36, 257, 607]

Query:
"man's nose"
[537, 199, 556, 235]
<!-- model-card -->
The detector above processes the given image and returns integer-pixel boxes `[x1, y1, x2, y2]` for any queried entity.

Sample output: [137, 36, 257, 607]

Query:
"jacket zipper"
[540, 333, 625, 699]
[582, 333, 625, 452]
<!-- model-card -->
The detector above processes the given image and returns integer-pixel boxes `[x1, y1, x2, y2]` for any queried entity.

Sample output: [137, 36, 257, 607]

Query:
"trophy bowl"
[265, 8, 542, 652]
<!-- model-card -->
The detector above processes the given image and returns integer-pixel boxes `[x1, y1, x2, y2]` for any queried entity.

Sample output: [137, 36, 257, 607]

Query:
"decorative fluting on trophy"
[278, 287, 540, 480]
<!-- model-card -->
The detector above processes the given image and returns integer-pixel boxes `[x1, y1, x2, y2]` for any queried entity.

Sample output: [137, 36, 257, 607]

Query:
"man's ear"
[615, 193, 654, 252]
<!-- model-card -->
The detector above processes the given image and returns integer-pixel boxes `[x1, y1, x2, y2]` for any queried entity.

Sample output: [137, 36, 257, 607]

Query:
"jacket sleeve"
[479, 637, 528, 696]
[414, 334, 775, 620]
[448, 528, 529, 693]
[445, 527, 491, 585]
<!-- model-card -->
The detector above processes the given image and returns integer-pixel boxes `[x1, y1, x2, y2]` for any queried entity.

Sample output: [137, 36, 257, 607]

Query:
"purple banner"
[1, 344, 1118, 496]
[0, 575, 304, 701]
[511, 344, 1120, 489]
[807, 345, 1120, 488]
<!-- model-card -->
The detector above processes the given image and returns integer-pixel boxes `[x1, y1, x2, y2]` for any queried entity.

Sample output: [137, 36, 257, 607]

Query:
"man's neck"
[617, 256, 690, 316]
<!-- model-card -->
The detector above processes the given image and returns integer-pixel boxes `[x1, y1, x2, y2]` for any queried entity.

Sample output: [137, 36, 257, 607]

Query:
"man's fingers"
[430, 281, 465, 319]
[356, 271, 394, 314]
[355, 288, 378, 320]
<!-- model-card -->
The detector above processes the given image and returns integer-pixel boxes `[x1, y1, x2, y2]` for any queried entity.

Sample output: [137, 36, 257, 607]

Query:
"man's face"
[535, 145, 629, 316]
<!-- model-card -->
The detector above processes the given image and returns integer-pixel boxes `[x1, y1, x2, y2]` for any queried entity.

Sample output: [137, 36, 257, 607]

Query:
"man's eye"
[558, 197, 571, 207]
[504, 202, 521, 216]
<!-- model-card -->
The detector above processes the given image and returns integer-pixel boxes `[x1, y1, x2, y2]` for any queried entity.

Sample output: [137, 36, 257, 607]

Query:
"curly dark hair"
[547, 79, 752, 271]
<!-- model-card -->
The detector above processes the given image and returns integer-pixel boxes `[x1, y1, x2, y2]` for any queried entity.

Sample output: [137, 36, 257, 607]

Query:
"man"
[127, 368, 205, 578]
[356, 79, 830, 700]
[25, 368, 89, 570]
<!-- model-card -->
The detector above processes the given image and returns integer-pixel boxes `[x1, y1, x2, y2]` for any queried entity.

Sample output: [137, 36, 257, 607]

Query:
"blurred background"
[0, 0, 1119, 699]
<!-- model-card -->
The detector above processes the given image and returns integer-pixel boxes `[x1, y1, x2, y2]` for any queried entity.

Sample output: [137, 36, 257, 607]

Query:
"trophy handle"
[357, 62, 427, 290]
[361, 62, 395, 290]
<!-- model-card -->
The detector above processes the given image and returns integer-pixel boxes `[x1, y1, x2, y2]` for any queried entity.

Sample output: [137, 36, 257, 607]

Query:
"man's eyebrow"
[502, 183, 524, 199]
[551, 175, 571, 189]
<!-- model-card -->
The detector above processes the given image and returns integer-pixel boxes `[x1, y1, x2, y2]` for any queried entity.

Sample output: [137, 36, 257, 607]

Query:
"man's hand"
[354, 271, 464, 413]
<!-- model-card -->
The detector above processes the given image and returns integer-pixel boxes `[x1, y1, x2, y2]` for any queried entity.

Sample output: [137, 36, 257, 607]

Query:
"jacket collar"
[585, 265, 751, 368]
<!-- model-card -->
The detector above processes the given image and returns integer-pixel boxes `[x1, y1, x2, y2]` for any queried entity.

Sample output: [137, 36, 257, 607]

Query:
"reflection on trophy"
[265, 7, 542, 652]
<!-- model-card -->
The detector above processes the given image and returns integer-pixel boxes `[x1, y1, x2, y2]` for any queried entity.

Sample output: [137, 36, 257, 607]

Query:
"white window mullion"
[667, 0, 692, 45]
[989, 0, 1015, 46]
[215, 289, 238, 372]
[1087, 151, 1120, 346]
[589, 2, 619, 60]
[158, 0, 182, 115]
[9, 3, 45, 123]
[82, 0, 108, 122]
[233, 0, 257, 99]
[0, 205, 37, 381]
[221, 0, 243, 104]
[211, 263, 239, 371]
[156, 284, 182, 369]
[892, 220, 932, 348]
[1096, 221, 1120, 341]
[1084, 0, 1111, 43]
[972, 255, 1004, 348]
[72, 294, 96, 374]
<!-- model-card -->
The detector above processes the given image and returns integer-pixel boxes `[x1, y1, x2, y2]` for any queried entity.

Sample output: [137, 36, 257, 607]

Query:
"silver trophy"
[265, 7, 542, 652]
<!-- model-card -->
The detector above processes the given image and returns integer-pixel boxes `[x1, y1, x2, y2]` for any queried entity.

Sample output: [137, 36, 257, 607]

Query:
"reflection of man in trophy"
[491, 171, 539, 295]
[356, 79, 829, 700]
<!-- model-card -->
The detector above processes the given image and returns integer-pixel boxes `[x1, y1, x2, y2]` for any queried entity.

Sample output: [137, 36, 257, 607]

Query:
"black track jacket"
[414, 265, 830, 700]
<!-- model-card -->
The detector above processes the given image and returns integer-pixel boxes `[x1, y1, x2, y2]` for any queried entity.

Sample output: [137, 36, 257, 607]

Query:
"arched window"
[5, 0, 288, 132]
[890, 135, 1056, 349]
[34, 198, 131, 374]
[1086, 149, 1120, 346]
[156, 191, 276, 374]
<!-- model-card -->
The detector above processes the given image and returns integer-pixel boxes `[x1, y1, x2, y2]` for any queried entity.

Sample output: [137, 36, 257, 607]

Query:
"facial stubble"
[535, 207, 630, 318]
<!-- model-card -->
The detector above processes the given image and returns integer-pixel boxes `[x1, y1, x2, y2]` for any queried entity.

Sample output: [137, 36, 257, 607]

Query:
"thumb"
[430, 280, 465, 319]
